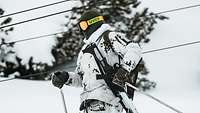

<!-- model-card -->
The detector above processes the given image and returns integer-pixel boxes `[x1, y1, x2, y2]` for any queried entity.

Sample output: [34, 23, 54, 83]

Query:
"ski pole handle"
[60, 89, 68, 113]
[125, 82, 183, 113]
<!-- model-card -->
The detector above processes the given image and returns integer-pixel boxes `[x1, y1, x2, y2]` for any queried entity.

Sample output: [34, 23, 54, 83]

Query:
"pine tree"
[52, 0, 168, 90]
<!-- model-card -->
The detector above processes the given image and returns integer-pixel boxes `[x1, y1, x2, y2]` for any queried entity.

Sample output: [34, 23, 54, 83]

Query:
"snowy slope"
[1, 0, 200, 113]
[0, 79, 81, 113]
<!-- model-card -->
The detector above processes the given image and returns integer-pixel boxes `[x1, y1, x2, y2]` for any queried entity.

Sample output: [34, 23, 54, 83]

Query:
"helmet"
[78, 9, 105, 39]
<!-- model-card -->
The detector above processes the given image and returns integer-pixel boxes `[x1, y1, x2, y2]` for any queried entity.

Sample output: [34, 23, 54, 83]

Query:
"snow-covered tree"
[0, 8, 16, 77]
[52, 0, 168, 90]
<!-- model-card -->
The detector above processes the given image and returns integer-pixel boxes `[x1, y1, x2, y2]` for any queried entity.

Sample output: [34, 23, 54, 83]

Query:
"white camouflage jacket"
[65, 24, 142, 107]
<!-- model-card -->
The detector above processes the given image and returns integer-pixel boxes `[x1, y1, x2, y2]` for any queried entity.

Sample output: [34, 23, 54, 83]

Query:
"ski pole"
[60, 89, 68, 113]
[125, 82, 183, 113]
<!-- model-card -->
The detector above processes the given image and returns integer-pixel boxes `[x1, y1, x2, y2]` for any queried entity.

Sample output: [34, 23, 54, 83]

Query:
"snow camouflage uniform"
[52, 10, 142, 113]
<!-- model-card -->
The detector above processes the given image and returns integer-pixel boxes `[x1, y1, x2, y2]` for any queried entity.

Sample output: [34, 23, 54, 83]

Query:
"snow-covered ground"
[1, 0, 200, 113]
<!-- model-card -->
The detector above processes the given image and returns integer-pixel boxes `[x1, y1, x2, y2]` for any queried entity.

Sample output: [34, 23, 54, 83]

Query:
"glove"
[112, 68, 130, 88]
[51, 71, 69, 89]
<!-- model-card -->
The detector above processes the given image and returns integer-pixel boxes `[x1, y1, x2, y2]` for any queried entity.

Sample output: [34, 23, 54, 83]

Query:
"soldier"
[51, 9, 142, 113]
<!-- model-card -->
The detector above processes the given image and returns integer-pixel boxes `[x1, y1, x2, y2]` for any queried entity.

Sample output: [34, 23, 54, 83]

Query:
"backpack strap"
[96, 30, 122, 68]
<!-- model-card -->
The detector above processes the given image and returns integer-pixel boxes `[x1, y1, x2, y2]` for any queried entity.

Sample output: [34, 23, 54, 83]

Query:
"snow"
[0, 79, 81, 113]
[1, 0, 200, 113]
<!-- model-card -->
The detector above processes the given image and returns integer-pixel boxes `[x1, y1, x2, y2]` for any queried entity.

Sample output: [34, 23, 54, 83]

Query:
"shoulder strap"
[96, 30, 123, 66]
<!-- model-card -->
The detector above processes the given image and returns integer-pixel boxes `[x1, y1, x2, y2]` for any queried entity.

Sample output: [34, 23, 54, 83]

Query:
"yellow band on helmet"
[87, 16, 104, 25]
[79, 16, 104, 31]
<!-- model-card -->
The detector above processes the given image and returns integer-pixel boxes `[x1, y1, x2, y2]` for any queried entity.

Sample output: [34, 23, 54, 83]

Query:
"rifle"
[82, 42, 137, 113]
